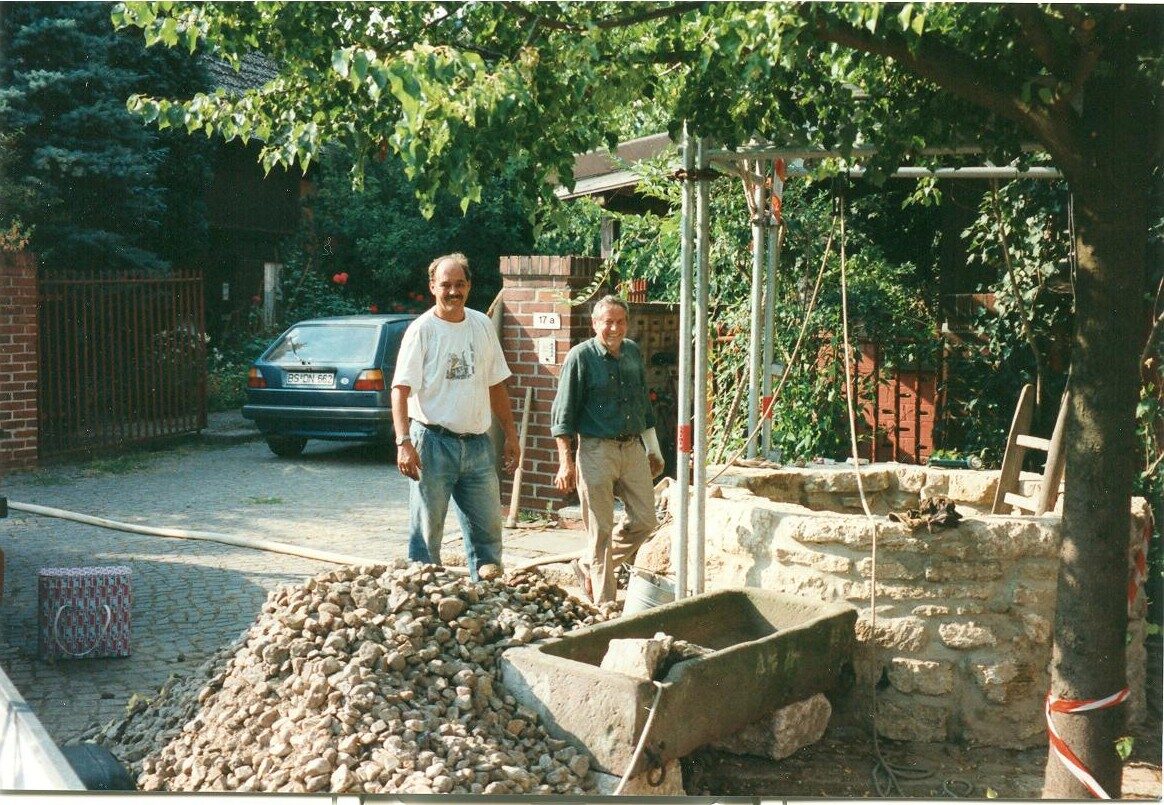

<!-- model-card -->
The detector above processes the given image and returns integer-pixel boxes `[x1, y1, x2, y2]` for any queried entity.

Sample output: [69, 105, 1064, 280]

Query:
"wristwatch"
[395, 435, 412, 446]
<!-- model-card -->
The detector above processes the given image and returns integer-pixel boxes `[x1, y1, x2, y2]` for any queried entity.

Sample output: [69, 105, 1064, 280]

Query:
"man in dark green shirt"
[551, 295, 664, 603]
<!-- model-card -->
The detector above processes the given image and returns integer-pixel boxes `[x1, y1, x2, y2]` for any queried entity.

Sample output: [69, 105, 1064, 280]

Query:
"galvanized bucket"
[623, 567, 675, 616]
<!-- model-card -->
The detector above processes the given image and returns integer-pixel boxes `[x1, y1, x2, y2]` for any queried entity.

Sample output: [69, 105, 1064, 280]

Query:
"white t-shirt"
[391, 307, 511, 435]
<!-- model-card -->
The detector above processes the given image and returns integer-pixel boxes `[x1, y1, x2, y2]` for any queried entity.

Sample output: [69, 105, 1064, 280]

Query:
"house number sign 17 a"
[533, 312, 561, 330]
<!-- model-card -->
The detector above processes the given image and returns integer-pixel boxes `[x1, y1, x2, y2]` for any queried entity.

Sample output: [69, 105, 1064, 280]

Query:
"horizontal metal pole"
[707, 141, 1044, 161]
[856, 166, 1062, 180]
[713, 159, 1061, 181]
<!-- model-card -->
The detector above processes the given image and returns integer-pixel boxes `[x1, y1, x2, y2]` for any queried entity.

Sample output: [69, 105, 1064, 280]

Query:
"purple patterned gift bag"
[37, 566, 132, 659]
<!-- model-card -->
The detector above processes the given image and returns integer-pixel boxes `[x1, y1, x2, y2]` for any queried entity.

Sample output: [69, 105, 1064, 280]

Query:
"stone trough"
[499, 588, 857, 776]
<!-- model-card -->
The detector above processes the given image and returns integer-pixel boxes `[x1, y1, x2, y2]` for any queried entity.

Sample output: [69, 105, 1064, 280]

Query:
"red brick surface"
[0, 252, 38, 471]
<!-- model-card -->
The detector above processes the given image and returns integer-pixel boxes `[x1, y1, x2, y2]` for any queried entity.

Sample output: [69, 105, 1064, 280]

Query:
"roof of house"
[559, 133, 675, 199]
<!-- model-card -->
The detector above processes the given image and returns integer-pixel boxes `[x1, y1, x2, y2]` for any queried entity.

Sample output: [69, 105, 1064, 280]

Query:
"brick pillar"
[498, 255, 605, 515]
[0, 252, 39, 471]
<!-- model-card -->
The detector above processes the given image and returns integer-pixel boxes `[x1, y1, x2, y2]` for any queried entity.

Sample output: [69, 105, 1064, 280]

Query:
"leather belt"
[416, 420, 479, 440]
[580, 433, 639, 443]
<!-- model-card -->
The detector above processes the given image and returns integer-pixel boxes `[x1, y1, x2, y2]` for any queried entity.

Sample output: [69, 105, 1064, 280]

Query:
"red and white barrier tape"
[1045, 688, 1130, 798]
[1046, 513, 1153, 797]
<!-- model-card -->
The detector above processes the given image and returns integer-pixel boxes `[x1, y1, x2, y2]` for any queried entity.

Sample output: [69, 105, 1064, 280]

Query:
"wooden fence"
[856, 341, 940, 465]
[38, 273, 206, 460]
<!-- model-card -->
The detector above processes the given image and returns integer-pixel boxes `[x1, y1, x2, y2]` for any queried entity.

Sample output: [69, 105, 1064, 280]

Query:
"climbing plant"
[536, 163, 937, 462]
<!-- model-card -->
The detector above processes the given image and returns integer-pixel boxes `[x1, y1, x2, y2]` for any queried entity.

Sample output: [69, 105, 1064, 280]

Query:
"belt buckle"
[429, 422, 469, 439]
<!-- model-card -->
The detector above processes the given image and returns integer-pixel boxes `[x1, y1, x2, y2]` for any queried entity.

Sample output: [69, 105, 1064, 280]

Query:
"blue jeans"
[407, 420, 503, 581]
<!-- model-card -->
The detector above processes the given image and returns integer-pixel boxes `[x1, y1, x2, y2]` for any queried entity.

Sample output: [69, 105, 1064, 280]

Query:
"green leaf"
[159, 16, 180, 48]
[331, 49, 350, 79]
[897, 4, 914, 31]
[353, 49, 370, 80]
[1115, 736, 1134, 761]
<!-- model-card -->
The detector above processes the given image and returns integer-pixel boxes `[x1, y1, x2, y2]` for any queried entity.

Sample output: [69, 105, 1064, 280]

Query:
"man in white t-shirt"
[390, 253, 519, 581]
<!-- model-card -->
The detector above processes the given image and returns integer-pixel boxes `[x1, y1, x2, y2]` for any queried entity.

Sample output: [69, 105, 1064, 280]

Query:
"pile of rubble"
[77, 561, 619, 794]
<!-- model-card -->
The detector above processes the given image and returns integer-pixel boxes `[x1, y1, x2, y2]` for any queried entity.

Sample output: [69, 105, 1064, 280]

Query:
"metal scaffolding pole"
[746, 161, 767, 458]
[762, 160, 783, 457]
[693, 137, 711, 595]
[674, 126, 694, 601]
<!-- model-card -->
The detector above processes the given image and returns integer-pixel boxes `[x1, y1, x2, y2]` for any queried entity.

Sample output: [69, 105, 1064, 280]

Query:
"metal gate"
[38, 273, 206, 459]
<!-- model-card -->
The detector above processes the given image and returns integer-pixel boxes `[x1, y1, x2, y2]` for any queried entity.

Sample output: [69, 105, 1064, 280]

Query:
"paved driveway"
[0, 438, 579, 743]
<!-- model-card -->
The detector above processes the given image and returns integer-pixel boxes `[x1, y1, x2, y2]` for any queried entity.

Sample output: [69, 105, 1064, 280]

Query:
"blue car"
[243, 314, 417, 457]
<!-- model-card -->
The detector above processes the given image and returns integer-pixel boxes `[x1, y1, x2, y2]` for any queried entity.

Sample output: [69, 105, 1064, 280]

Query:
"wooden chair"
[991, 384, 1068, 516]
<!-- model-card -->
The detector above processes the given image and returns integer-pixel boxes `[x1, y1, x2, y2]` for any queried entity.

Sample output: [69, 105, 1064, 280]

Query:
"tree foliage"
[0, 2, 211, 274]
[939, 180, 1075, 461]
[306, 148, 536, 309]
[110, 3, 1158, 205]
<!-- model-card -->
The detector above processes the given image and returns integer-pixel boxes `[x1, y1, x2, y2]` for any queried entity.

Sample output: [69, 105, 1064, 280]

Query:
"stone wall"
[0, 252, 38, 471]
[644, 464, 1151, 748]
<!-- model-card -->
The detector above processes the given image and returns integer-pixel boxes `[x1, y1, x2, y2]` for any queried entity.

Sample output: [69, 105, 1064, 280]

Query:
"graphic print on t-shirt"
[445, 344, 476, 380]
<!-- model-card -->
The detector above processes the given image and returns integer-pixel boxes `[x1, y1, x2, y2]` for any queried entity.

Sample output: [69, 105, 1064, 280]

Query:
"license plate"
[286, 372, 335, 387]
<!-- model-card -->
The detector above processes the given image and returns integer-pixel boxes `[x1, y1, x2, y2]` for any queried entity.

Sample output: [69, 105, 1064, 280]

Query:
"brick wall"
[0, 252, 39, 471]
[497, 255, 679, 515]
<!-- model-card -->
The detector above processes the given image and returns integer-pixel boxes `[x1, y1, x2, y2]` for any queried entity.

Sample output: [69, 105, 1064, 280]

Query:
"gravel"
[74, 561, 620, 794]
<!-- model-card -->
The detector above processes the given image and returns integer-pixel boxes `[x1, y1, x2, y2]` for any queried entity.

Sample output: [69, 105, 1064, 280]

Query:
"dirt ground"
[684, 718, 1161, 799]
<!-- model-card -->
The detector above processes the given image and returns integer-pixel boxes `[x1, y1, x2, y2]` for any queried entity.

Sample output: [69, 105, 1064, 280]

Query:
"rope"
[831, 184, 969, 797]
[837, 185, 872, 518]
[708, 214, 835, 484]
[614, 681, 666, 794]
[834, 187, 908, 794]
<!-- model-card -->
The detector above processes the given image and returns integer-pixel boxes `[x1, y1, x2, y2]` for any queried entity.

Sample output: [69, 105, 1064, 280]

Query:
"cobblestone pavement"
[0, 435, 582, 744]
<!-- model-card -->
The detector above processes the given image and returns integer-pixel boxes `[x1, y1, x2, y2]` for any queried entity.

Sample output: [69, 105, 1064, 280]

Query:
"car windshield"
[267, 324, 379, 366]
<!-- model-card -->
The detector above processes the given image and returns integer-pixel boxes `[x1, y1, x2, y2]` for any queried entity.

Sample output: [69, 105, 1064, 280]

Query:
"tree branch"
[503, 3, 575, 32]
[1061, 7, 1139, 107]
[594, 2, 700, 30]
[1009, 5, 1067, 75]
[1062, 41, 1103, 106]
[503, 2, 696, 33]
[811, 17, 1087, 176]
[814, 19, 1023, 122]
[1058, 6, 1089, 30]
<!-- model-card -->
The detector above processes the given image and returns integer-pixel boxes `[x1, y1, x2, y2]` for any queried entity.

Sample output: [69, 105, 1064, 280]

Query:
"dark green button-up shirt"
[551, 337, 655, 439]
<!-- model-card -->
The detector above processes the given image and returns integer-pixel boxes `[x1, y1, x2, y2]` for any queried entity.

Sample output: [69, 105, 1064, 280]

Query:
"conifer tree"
[0, 2, 210, 273]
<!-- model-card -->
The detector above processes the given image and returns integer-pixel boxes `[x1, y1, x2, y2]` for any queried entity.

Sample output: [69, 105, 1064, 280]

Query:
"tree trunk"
[1041, 37, 1157, 798]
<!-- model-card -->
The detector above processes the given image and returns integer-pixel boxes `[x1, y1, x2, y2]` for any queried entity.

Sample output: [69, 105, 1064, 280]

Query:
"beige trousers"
[576, 437, 658, 603]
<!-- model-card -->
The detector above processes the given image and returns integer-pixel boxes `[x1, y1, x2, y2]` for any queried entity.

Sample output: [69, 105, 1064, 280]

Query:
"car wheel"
[266, 436, 307, 457]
